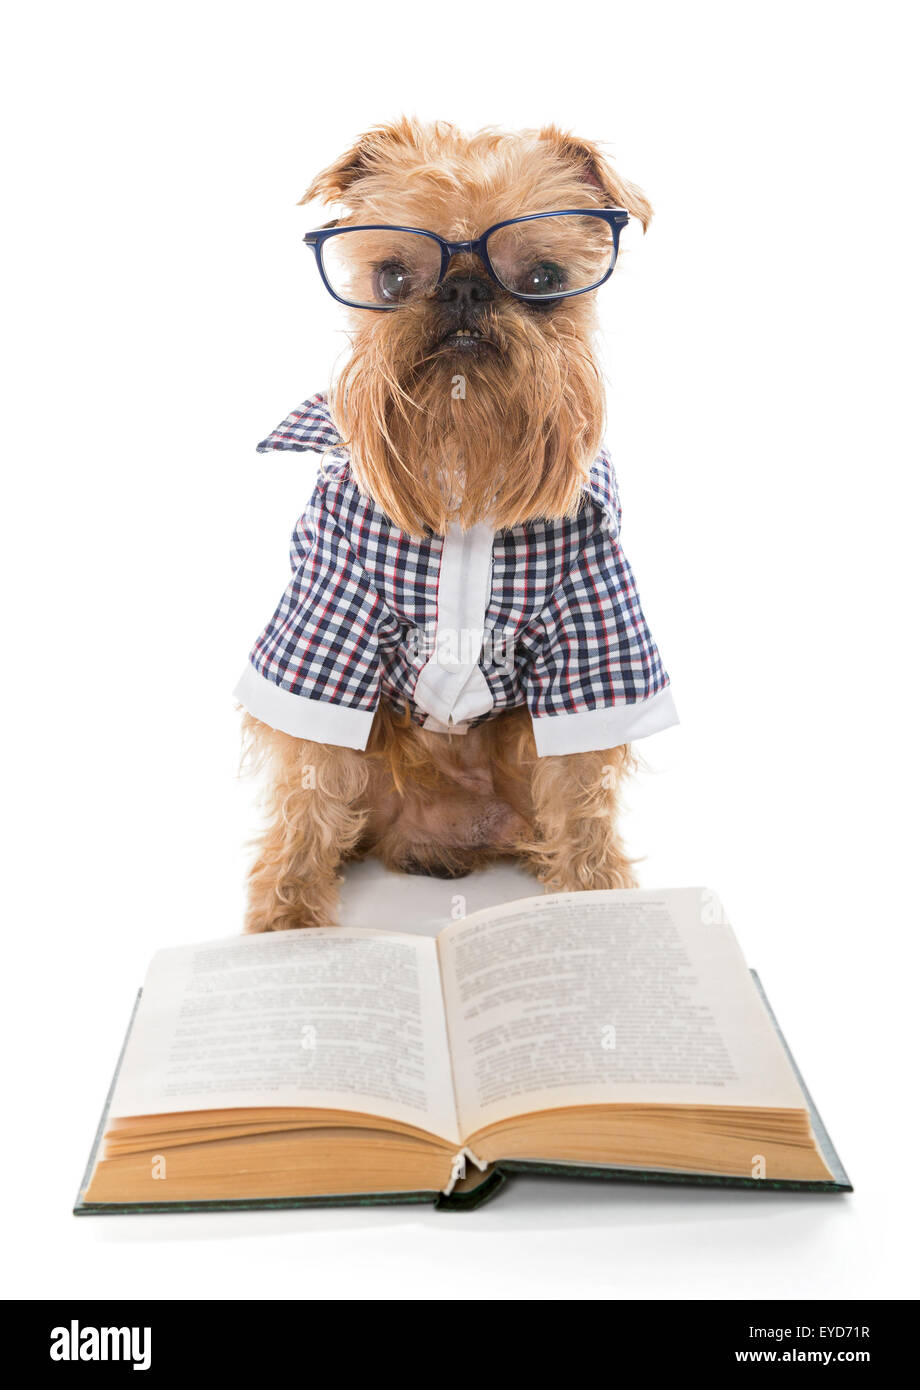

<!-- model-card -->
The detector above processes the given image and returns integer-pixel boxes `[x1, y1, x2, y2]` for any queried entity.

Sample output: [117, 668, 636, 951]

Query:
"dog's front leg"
[527, 744, 638, 893]
[243, 717, 369, 931]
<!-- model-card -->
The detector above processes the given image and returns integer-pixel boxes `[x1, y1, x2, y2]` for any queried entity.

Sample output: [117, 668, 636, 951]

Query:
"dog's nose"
[435, 275, 495, 309]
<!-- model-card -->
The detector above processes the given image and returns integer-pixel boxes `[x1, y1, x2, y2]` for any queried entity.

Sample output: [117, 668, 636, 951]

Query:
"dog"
[235, 119, 678, 931]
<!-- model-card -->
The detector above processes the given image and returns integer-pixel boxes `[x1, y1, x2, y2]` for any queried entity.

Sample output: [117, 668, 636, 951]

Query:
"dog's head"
[300, 120, 651, 534]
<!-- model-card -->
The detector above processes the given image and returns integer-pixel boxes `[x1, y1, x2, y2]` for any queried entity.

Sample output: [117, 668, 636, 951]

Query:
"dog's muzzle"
[434, 274, 497, 352]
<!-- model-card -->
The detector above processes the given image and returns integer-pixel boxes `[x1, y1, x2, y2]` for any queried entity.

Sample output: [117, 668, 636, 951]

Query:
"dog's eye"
[373, 261, 412, 302]
[521, 261, 566, 297]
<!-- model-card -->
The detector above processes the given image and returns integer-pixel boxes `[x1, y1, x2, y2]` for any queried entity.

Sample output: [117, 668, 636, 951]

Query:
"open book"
[76, 889, 850, 1213]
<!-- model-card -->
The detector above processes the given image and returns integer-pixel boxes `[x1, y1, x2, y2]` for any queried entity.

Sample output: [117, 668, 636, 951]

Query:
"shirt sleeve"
[233, 476, 382, 750]
[524, 520, 679, 757]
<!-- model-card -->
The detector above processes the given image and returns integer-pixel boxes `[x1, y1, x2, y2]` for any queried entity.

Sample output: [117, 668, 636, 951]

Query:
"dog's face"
[301, 120, 651, 534]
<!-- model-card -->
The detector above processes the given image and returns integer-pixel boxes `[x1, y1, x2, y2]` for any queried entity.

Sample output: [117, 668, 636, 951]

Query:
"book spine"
[442, 1146, 489, 1196]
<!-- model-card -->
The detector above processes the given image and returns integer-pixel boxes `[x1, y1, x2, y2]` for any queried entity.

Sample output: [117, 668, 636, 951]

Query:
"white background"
[2, 0, 918, 1300]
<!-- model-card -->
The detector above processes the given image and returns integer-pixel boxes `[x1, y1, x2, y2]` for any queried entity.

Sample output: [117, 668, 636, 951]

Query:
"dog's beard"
[330, 304, 605, 535]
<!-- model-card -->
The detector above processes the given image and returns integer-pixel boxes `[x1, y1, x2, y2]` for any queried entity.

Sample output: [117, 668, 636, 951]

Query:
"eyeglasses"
[303, 208, 630, 310]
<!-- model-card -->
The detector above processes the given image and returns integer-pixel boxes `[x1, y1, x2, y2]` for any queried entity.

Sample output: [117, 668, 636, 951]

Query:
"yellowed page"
[436, 888, 807, 1137]
[109, 928, 461, 1144]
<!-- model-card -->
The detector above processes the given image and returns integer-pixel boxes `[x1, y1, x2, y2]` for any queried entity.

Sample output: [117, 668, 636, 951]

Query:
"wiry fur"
[243, 120, 650, 931]
[243, 707, 637, 933]
[331, 297, 606, 535]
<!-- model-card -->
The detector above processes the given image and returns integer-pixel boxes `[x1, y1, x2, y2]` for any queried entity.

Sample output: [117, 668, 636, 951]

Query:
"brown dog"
[237, 120, 677, 931]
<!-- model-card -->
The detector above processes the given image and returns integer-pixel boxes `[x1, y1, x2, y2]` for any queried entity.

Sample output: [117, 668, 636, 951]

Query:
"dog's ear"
[538, 127, 653, 231]
[298, 142, 369, 207]
[298, 119, 423, 207]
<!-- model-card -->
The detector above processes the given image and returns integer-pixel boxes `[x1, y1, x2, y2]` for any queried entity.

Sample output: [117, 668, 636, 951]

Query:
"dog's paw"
[244, 905, 339, 933]
[540, 856, 639, 894]
[589, 862, 639, 892]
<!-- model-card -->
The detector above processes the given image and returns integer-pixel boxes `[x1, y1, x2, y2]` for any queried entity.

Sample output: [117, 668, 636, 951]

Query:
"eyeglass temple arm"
[303, 220, 341, 246]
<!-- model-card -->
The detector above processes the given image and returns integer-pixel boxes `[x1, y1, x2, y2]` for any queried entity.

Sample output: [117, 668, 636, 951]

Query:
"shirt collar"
[257, 391, 619, 531]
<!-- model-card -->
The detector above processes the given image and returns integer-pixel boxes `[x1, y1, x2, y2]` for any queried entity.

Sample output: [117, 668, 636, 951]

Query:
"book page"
[437, 889, 808, 1137]
[108, 928, 461, 1144]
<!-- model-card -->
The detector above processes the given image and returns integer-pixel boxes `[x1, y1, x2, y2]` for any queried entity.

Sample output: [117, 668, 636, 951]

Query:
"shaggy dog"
[235, 120, 677, 930]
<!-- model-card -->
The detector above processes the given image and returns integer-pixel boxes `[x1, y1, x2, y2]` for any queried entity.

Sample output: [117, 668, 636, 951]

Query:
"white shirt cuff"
[531, 686, 679, 757]
[233, 664, 376, 750]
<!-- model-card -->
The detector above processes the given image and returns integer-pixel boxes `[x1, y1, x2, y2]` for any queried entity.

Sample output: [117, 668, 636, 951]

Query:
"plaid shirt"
[234, 393, 677, 756]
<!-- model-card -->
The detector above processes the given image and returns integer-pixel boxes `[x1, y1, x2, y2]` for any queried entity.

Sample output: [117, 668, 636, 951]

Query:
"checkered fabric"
[244, 392, 671, 736]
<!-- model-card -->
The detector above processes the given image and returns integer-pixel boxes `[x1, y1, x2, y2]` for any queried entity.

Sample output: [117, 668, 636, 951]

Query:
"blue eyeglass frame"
[302, 207, 630, 310]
